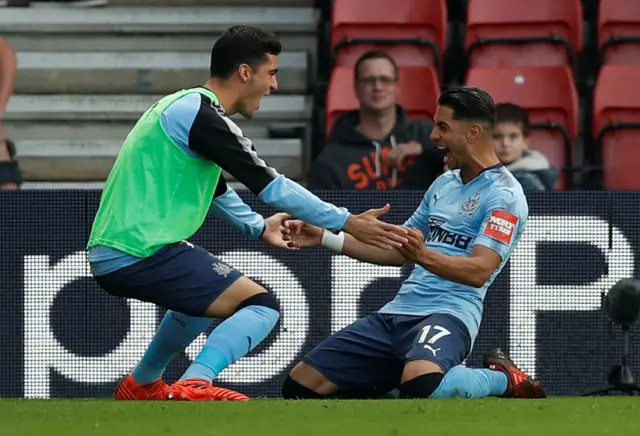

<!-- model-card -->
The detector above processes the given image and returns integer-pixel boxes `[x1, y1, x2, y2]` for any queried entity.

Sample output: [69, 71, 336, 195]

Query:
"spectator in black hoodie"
[492, 103, 559, 191]
[308, 50, 444, 190]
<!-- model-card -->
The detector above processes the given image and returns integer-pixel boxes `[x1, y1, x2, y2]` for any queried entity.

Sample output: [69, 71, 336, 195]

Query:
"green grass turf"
[1, 398, 639, 436]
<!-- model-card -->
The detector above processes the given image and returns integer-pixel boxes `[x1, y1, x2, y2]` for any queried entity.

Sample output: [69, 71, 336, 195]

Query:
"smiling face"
[430, 87, 497, 172]
[208, 25, 282, 117]
[429, 105, 479, 170]
[237, 53, 279, 119]
[354, 56, 398, 113]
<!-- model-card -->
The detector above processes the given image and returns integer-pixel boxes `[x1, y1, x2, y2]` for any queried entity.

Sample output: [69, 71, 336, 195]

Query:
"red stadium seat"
[331, 0, 447, 74]
[325, 65, 441, 137]
[599, 0, 640, 65]
[466, 66, 579, 189]
[593, 65, 640, 190]
[465, 0, 583, 68]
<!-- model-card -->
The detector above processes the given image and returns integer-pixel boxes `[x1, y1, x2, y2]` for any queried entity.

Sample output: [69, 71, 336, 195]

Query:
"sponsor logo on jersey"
[483, 210, 519, 244]
[427, 215, 473, 250]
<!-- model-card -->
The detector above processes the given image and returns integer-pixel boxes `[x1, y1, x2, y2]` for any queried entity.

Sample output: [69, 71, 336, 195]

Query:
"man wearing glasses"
[308, 50, 444, 191]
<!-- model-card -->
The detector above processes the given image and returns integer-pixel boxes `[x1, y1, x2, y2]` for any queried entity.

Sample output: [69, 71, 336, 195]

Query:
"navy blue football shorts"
[303, 313, 471, 396]
[93, 241, 243, 317]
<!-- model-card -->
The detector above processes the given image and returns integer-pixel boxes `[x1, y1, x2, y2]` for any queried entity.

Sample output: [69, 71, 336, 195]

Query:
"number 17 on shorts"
[404, 314, 472, 372]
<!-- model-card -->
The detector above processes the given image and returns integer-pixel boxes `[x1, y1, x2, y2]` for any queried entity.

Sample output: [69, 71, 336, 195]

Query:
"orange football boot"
[113, 374, 170, 400]
[483, 348, 547, 399]
[167, 379, 250, 401]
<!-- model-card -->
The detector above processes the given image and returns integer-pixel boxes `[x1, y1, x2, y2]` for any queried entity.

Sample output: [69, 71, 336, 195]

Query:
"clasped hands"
[260, 205, 426, 262]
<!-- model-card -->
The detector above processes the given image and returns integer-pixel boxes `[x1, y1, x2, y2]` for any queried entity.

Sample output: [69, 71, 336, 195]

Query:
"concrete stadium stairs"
[2, 2, 318, 189]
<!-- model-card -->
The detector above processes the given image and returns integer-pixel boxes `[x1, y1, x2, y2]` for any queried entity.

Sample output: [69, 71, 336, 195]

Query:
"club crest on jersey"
[459, 192, 481, 216]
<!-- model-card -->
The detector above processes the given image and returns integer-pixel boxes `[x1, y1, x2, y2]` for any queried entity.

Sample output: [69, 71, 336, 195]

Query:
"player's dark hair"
[354, 50, 399, 82]
[210, 25, 282, 79]
[495, 103, 531, 137]
[438, 86, 497, 127]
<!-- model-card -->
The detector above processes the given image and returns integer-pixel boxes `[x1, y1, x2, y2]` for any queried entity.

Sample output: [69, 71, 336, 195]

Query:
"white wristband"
[321, 230, 345, 253]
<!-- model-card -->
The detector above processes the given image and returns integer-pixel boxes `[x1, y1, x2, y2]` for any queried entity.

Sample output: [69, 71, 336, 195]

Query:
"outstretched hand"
[260, 212, 300, 250]
[343, 204, 409, 250]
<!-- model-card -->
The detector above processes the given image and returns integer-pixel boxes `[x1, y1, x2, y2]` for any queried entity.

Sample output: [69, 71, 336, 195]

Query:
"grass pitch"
[1, 398, 638, 436]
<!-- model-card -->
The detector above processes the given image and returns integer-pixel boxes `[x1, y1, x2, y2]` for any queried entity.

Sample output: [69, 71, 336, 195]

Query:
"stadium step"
[0, 7, 317, 33]
[0, 7, 318, 53]
[106, 0, 314, 6]
[4, 4, 315, 187]
[14, 138, 305, 182]
[21, 181, 108, 190]
[3, 120, 271, 142]
[20, 180, 254, 190]
[6, 32, 316, 54]
[5, 94, 312, 122]
[15, 51, 309, 95]
[2, 7, 318, 53]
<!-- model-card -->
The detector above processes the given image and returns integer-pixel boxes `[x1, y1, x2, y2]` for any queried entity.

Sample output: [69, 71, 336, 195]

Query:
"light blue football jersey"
[379, 164, 528, 344]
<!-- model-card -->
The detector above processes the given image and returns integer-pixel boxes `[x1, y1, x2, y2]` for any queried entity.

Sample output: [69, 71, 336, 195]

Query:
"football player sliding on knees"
[280, 87, 546, 401]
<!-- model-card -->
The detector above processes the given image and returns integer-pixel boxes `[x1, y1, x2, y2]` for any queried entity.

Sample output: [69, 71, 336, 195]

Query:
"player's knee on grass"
[282, 375, 326, 399]
[398, 373, 445, 399]
[282, 362, 338, 399]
